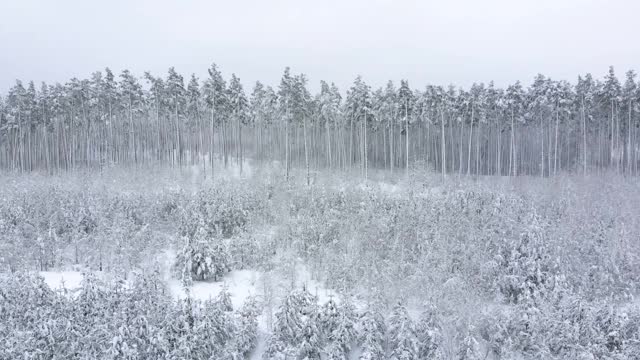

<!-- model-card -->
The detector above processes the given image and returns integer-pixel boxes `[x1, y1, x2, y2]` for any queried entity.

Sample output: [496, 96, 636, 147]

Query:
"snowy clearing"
[40, 271, 84, 290]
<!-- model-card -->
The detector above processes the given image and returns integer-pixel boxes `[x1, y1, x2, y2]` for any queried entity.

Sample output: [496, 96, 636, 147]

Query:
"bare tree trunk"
[610, 100, 614, 171]
[390, 117, 394, 175]
[174, 101, 181, 169]
[582, 98, 587, 176]
[303, 114, 309, 185]
[628, 100, 632, 174]
[496, 122, 501, 176]
[285, 113, 290, 181]
[349, 116, 353, 170]
[441, 109, 446, 179]
[405, 106, 409, 177]
[467, 106, 474, 176]
[238, 114, 243, 175]
[541, 120, 545, 177]
[326, 118, 332, 169]
[364, 112, 368, 180]
[509, 110, 515, 177]
[210, 107, 215, 180]
[616, 104, 621, 173]
[554, 110, 559, 176]
[458, 116, 464, 176]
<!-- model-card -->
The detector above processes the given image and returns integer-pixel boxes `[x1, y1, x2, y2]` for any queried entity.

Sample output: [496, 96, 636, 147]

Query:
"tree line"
[1, 65, 638, 178]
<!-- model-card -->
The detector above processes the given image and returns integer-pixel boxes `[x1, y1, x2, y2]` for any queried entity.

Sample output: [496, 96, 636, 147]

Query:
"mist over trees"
[2, 65, 638, 177]
[2, 62, 640, 358]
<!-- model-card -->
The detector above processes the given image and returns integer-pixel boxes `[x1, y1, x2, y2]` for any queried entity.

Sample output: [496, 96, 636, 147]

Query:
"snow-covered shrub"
[358, 307, 386, 360]
[0, 271, 260, 359]
[319, 298, 340, 338]
[320, 298, 358, 357]
[416, 304, 441, 359]
[154, 189, 183, 221]
[264, 288, 321, 359]
[228, 233, 260, 269]
[298, 317, 323, 359]
[0, 185, 165, 273]
[387, 302, 419, 359]
[179, 185, 267, 240]
[325, 341, 348, 360]
[496, 213, 558, 304]
[477, 290, 640, 359]
[233, 296, 261, 357]
[173, 228, 230, 282]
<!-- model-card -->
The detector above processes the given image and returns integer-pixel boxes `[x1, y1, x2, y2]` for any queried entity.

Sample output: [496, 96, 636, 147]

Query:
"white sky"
[1, 0, 638, 93]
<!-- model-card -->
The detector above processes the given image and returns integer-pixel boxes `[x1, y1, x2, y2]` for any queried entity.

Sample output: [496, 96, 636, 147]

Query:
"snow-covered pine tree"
[457, 324, 482, 360]
[265, 288, 320, 358]
[233, 296, 261, 357]
[173, 219, 231, 283]
[198, 297, 236, 354]
[388, 302, 418, 360]
[320, 297, 340, 338]
[358, 307, 386, 360]
[162, 294, 195, 358]
[263, 341, 298, 360]
[324, 341, 348, 360]
[176, 236, 194, 288]
[218, 284, 234, 312]
[208, 236, 231, 280]
[190, 225, 216, 281]
[416, 304, 440, 359]
[76, 271, 107, 320]
[298, 317, 322, 359]
[107, 325, 139, 359]
[325, 299, 357, 358]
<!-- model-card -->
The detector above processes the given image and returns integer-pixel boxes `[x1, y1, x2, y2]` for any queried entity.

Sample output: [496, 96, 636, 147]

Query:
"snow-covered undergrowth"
[1, 168, 640, 358]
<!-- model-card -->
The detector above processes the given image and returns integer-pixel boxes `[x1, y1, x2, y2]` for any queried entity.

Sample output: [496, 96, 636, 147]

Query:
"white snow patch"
[40, 271, 84, 290]
[294, 263, 340, 305]
[377, 181, 400, 194]
[168, 269, 262, 310]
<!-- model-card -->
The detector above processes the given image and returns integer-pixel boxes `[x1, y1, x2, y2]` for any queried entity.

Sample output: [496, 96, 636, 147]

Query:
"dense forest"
[2, 171, 640, 359]
[1, 65, 639, 178]
[2, 64, 640, 359]
[4, 0, 640, 357]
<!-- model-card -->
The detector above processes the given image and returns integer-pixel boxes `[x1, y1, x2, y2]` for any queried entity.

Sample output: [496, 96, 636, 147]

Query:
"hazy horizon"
[2, 0, 639, 93]
[2, 2, 640, 359]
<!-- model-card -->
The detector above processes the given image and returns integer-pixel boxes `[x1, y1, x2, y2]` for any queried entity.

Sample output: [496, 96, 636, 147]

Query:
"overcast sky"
[1, 0, 639, 93]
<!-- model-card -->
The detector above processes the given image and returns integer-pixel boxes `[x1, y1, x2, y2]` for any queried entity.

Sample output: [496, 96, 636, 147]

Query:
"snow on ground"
[293, 262, 340, 304]
[39, 242, 341, 359]
[168, 269, 261, 309]
[166, 264, 339, 308]
[160, 245, 262, 309]
[38, 263, 340, 359]
[38, 265, 338, 305]
[247, 262, 340, 359]
[38, 268, 263, 312]
[40, 271, 83, 290]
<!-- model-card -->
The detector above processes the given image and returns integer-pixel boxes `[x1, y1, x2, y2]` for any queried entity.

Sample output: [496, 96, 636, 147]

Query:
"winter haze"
[1, 0, 639, 91]
[2, 1, 640, 359]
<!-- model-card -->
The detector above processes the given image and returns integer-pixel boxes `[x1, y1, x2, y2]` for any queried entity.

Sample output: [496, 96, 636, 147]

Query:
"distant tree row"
[1, 65, 639, 178]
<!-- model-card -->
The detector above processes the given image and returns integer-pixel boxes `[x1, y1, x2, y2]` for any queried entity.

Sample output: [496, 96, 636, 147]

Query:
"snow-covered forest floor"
[1, 163, 640, 359]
